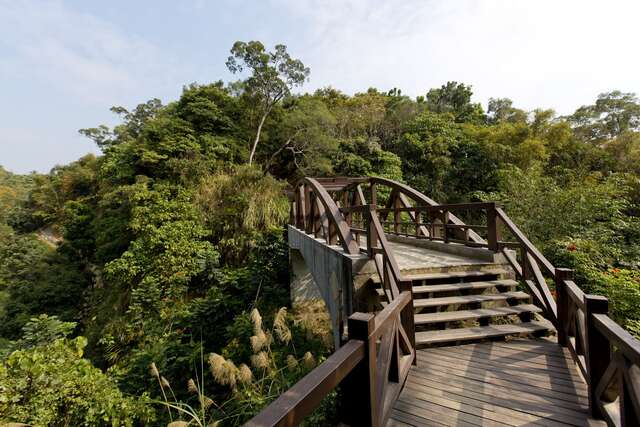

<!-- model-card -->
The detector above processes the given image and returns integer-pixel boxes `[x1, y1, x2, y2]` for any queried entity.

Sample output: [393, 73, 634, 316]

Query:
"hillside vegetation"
[1, 41, 639, 426]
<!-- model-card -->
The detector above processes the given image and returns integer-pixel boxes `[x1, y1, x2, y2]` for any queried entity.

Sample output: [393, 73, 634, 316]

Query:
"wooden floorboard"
[388, 338, 604, 427]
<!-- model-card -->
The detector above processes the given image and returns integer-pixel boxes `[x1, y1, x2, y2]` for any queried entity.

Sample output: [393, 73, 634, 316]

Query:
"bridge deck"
[388, 338, 604, 427]
[357, 237, 493, 271]
[388, 240, 491, 271]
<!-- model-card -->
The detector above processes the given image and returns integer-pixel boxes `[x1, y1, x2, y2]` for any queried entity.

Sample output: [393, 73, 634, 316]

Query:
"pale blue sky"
[1, 0, 639, 173]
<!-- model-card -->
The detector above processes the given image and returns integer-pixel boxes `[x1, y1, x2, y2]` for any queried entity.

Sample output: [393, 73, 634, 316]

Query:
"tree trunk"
[248, 112, 268, 165]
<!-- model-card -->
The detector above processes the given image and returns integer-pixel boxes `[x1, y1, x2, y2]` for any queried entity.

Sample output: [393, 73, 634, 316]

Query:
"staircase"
[374, 265, 554, 347]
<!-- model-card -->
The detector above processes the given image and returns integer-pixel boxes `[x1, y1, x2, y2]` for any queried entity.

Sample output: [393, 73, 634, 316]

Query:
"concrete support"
[288, 225, 373, 348]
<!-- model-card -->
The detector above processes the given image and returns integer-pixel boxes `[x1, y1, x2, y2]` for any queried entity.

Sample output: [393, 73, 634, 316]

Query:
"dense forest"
[1, 41, 639, 426]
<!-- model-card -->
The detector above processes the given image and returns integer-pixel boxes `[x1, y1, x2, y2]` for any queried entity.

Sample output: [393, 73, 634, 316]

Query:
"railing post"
[414, 209, 421, 237]
[393, 196, 401, 235]
[555, 268, 573, 346]
[304, 185, 312, 232]
[441, 210, 449, 243]
[289, 200, 295, 226]
[370, 182, 377, 207]
[366, 205, 378, 258]
[341, 312, 375, 427]
[486, 203, 500, 251]
[296, 185, 305, 229]
[584, 294, 609, 419]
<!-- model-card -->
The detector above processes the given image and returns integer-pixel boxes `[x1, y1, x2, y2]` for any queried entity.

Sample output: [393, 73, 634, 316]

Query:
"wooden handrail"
[291, 178, 360, 255]
[247, 292, 415, 427]
[245, 340, 365, 427]
[495, 207, 555, 276]
[369, 177, 485, 244]
[593, 314, 640, 366]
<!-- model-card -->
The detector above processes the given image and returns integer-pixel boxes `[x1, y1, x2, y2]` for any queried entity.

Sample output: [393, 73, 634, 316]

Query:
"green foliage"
[18, 314, 76, 349]
[197, 166, 289, 264]
[0, 230, 89, 340]
[569, 90, 640, 143]
[333, 138, 402, 181]
[425, 81, 485, 124]
[0, 336, 153, 426]
[105, 182, 218, 320]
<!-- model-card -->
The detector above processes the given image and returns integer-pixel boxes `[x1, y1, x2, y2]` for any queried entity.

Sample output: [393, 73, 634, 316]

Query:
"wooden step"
[413, 291, 530, 308]
[412, 279, 517, 294]
[414, 304, 542, 325]
[371, 268, 508, 284]
[415, 321, 551, 346]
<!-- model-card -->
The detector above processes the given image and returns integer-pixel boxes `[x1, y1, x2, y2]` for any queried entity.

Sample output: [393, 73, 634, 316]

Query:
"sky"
[1, 0, 639, 174]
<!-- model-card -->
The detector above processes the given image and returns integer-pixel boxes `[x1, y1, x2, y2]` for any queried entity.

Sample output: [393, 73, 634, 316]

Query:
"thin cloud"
[0, 0, 189, 106]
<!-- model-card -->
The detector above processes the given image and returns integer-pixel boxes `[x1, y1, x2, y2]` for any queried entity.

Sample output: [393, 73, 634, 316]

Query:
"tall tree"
[569, 91, 640, 143]
[226, 41, 310, 165]
[425, 81, 485, 123]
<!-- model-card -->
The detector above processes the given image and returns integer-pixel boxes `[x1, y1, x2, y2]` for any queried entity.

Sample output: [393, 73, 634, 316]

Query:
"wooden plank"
[451, 340, 577, 365]
[426, 346, 585, 383]
[398, 393, 514, 427]
[408, 366, 589, 414]
[434, 343, 583, 374]
[413, 291, 531, 308]
[391, 404, 475, 427]
[402, 378, 587, 426]
[415, 321, 550, 345]
[491, 340, 577, 362]
[371, 269, 508, 284]
[412, 279, 517, 294]
[413, 351, 588, 397]
[438, 342, 584, 374]
[406, 365, 590, 413]
[414, 305, 541, 325]
[417, 348, 586, 390]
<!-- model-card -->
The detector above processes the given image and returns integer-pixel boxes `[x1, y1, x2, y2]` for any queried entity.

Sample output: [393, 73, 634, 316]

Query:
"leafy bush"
[0, 336, 153, 426]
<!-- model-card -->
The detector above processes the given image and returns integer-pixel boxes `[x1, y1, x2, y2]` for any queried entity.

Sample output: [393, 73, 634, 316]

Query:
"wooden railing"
[290, 177, 360, 255]
[556, 275, 640, 425]
[246, 291, 415, 427]
[282, 176, 640, 426]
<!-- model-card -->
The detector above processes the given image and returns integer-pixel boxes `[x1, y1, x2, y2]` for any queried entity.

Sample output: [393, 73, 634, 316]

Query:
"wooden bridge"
[247, 177, 640, 427]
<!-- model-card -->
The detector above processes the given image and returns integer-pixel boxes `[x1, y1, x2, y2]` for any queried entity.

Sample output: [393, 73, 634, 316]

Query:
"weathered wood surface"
[388, 338, 606, 427]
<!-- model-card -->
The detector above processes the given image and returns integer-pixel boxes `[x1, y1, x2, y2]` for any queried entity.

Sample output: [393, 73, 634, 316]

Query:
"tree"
[226, 41, 310, 165]
[569, 91, 640, 143]
[264, 97, 337, 177]
[487, 98, 527, 124]
[425, 81, 485, 123]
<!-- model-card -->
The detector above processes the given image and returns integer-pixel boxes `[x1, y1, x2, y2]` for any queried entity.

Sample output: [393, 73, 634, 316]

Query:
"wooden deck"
[388, 338, 605, 427]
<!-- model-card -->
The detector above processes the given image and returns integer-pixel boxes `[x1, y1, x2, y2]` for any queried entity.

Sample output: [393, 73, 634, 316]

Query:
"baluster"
[304, 184, 311, 232]
[367, 205, 378, 258]
[370, 182, 377, 207]
[584, 294, 609, 419]
[521, 246, 529, 280]
[296, 185, 305, 229]
[393, 196, 401, 235]
[414, 208, 421, 237]
[555, 268, 573, 346]
[487, 203, 500, 251]
[442, 210, 450, 243]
